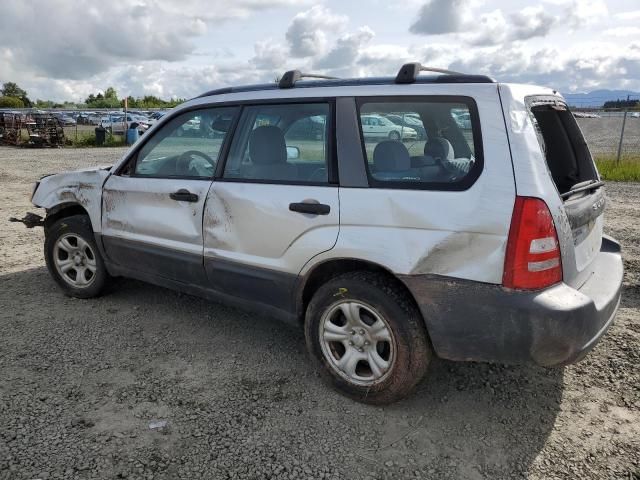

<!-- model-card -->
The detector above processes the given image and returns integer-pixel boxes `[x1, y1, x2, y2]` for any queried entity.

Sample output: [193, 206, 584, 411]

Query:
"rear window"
[528, 97, 598, 196]
[356, 96, 483, 190]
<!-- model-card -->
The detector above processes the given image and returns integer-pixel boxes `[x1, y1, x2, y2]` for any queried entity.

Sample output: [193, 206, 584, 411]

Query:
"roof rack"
[395, 62, 466, 84]
[195, 63, 494, 98]
[278, 70, 338, 89]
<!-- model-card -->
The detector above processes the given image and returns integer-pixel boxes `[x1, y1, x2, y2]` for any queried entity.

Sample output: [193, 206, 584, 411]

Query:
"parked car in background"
[361, 114, 417, 140]
[52, 112, 76, 126]
[451, 110, 471, 129]
[101, 114, 149, 135]
[148, 112, 167, 125]
[385, 113, 427, 140]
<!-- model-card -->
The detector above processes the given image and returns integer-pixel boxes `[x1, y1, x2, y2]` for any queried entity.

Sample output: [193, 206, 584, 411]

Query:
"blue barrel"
[126, 127, 139, 145]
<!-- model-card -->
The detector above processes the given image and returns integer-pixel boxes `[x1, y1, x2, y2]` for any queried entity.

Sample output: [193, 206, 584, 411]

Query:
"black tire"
[305, 271, 431, 405]
[388, 131, 401, 141]
[44, 215, 110, 299]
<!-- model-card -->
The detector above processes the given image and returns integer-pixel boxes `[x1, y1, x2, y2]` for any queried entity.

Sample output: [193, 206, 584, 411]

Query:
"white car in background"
[451, 110, 472, 129]
[361, 114, 417, 140]
[101, 114, 150, 135]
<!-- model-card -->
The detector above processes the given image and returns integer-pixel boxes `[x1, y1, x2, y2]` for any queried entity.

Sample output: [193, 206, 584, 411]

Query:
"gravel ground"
[577, 117, 640, 157]
[0, 146, 639, 480]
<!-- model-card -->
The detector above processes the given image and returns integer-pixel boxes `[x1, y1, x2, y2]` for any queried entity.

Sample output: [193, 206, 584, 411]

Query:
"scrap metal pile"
[0, 112, 23, 146]
[0, 112, 65, 147]
[25, 113, 65, 147]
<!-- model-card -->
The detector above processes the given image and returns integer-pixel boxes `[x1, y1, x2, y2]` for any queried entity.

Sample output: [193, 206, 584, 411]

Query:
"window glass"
[358, 99, 480, 187]
[132, 107, 237, 178]
[223, 103, 330, 183]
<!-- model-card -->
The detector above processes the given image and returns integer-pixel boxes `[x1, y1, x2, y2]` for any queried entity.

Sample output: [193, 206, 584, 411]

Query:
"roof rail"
[395, 62, 465, 84]
[279, 70, 338, 89]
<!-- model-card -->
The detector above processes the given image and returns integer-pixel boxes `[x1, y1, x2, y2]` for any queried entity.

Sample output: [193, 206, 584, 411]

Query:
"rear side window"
[223, 103, 331, 184]
[356, 97, 483, 190]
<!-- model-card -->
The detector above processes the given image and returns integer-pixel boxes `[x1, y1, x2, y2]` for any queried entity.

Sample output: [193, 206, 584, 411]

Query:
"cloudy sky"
[1, 0, 639, 101]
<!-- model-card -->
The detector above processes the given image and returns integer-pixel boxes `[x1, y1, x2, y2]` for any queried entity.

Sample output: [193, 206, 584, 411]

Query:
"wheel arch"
[44, 203, 92, 233]
[296, 258, 424, 327]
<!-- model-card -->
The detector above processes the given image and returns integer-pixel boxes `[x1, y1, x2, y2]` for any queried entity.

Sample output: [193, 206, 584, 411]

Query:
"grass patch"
[595, 155, 640, 182]
[67, 133, 127, 148]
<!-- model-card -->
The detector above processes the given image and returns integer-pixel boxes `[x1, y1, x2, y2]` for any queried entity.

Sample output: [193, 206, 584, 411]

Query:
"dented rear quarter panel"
[31, 166, 111, 232]
[303, 84, 516, 283]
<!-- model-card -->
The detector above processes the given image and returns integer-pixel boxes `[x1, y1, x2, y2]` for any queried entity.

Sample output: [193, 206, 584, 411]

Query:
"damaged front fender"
[31, 165, 111, 232]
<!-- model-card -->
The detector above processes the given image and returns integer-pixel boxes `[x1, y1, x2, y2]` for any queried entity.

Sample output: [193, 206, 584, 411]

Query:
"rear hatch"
[527, 96, 604, 288]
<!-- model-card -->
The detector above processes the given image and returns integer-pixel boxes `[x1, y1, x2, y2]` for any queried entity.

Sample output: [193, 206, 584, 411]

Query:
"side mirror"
[286, 146, 300, 160]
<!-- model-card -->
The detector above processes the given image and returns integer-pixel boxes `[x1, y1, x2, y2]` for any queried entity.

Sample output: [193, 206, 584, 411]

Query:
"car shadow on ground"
[1, 266, 564, 478]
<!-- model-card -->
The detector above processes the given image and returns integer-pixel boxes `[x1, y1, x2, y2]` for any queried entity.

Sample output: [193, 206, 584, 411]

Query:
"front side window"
[357, 97, 482, 189]
[130, 107, 238, 178]
[223, 103, 330, 183]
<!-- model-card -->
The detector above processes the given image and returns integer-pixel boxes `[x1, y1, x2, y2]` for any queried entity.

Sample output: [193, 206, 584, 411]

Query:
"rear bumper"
[400, 235, 623, 367]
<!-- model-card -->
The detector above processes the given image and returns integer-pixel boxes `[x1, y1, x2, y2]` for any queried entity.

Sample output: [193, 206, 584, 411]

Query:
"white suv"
[23, 64, 623, 404]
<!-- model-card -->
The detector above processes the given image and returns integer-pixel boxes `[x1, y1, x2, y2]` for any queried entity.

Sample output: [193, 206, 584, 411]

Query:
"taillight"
[503, 196, 562, 290]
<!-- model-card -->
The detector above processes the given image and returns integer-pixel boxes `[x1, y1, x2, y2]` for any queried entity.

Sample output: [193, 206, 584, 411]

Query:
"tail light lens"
[503, 196, 562, 290]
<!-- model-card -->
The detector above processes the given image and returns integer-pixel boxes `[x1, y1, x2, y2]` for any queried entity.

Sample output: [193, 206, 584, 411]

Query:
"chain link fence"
[1, 103, 639, 159]
[570, 97, 640, 162]
[0, 108, 167, 146]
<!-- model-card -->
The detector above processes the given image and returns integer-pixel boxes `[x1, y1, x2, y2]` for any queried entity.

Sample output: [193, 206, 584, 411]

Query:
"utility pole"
[616, 94, 630, 164]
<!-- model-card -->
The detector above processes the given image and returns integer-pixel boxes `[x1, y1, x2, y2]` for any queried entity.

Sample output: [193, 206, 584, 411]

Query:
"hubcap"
[319, 300, 395, 386]
[53, 233, 97, 288]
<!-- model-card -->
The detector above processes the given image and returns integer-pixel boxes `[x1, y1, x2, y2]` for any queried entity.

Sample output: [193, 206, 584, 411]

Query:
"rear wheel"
[388, 131, 401, 141]
[45, 215, 110, 298]
[305, 271, 431, 404]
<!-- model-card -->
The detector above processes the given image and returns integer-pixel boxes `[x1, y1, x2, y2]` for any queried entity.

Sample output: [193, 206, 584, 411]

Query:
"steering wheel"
[176, 150, 215, 176]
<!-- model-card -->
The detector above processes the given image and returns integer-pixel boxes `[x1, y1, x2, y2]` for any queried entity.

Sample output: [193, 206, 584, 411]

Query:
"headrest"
[373, 140, 411, 172]
[249, 126, 287, 165]
[424, 137, 454, 161]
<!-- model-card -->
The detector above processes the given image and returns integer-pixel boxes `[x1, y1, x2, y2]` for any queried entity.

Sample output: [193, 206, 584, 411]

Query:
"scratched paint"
[31, 166, 110, 232]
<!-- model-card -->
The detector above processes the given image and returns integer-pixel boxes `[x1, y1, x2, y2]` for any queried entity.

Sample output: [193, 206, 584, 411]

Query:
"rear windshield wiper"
[561, 179, 604, 199]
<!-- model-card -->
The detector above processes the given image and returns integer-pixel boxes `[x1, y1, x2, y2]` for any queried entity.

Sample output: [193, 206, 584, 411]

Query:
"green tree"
[35, 99, 54, 109]
[104, 87, 118, 100]
[85, 88, 120, 108]
[0, 96, 25, 108]
[1, 82, 31, 107]
[121, 95, 137, 108]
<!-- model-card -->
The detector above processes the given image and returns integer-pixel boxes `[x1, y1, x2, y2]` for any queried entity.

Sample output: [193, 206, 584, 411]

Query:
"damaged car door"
[101, 107, 239, 284]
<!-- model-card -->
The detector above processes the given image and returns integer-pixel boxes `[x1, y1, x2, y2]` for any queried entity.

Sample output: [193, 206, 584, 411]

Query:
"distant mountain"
[562, 89, 640, 108]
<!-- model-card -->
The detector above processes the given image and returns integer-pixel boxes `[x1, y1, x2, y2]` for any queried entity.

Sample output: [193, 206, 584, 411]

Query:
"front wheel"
[305, 271, 431, 404]
[44, 215, 110, 298]
[388, 131, 401, 141]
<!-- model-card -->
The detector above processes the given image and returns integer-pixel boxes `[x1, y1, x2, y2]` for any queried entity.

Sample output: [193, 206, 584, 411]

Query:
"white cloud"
[603, 26, 640, 38]
[285, 6, 348, 58]
[0, 0, 638, 102]
[252, 41, 289, 70]
[409, 0, 472, 35]
[615, 10, 640, 21]
[467, 10, 508, 46]
[449, 42, 640, 92]
[564, 0, 609, 28]
[314, 27, 375, 70]
[510, 7, 557, 40]
[0, 0, 306, 80]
